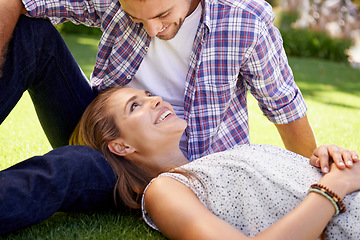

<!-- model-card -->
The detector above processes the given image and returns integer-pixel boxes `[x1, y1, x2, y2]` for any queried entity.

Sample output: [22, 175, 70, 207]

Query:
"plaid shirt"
[24, 0, 307, 161]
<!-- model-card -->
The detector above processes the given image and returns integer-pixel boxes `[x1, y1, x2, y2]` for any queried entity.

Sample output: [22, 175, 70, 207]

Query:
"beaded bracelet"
[308, 183, 346, 216]
[310, 184, 346, 214]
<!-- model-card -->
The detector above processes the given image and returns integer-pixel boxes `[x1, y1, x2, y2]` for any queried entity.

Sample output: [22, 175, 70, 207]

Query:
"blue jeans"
[0, 16, 117, 235]
[0, 15, 96, 148]
[0, 146, 116, 235]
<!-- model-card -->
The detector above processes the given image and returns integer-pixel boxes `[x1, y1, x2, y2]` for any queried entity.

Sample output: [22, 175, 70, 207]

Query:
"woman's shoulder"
[141, 176, 199, 230]
[143, 174, 195, 204]
[145, 176, 183, 194]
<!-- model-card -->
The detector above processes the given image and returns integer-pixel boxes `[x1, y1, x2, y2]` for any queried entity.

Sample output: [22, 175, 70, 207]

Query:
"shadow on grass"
[3, 209, 166, 240]
[289, 57, 360, 110]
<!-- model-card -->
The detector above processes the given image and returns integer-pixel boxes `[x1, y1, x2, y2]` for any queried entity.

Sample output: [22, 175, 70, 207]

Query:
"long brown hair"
[69, 86, 152, 210]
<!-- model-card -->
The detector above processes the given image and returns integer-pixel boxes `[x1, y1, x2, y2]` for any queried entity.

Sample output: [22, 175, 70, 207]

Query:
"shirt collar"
[200, 0, 211, 39]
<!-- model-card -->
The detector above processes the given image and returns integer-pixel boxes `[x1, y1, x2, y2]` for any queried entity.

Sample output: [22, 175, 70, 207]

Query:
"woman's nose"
[149, 96, 162, 108]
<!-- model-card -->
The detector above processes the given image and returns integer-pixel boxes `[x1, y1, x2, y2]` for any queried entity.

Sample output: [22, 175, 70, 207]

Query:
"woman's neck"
[128, 147, 189, 178]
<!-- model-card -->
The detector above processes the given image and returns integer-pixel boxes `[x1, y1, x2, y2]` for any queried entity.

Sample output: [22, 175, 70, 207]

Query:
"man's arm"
[275, 114, 316, 158]
[275, 115, 357, 173]
[0, 0, 27, 76]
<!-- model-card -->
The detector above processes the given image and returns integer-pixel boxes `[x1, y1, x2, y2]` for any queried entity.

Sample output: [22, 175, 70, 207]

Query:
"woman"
[70, 86, 360, 239]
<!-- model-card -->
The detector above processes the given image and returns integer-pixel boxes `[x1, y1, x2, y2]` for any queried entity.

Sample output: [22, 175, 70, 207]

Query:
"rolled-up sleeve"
[22, 0, 105, 27]
[242, 19, 307, 124]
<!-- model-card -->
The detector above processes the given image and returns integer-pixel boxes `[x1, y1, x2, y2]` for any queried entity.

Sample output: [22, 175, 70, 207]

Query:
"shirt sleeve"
[241, 16, 307, 124]
[22, 0, 109, 27]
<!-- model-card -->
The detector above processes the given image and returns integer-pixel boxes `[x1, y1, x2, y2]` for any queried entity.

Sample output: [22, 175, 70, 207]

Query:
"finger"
[341, 148, 354, 168]
[327, 145, 345, 170]
[317, 145, 331, 173]
[351, 151, 359, 162]
[309, 154, 320, 167]
[309, 156, 320, 167]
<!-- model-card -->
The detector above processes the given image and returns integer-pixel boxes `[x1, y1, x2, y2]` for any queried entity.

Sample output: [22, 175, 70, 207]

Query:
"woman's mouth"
[155, 110, 172, 124]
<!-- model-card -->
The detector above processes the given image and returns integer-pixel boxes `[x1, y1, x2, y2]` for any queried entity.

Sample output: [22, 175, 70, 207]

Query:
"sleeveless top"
[142, 144, 360, 239]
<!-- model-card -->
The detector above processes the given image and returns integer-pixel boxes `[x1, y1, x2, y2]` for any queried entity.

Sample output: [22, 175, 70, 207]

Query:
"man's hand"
[310, 145, 359, 173]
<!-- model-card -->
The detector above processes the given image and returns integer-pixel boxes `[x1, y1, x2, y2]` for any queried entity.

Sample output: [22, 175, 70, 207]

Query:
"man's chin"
[156, 23, 181, 40]
[156, 33, 176, 40]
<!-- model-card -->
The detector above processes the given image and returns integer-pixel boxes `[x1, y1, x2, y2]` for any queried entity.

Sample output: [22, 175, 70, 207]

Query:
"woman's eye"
[130, 102, 139, 112]
[146, 91, 152, 97]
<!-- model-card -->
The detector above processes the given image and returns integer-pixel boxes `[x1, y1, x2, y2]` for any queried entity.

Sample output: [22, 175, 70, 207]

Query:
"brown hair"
[69, 86, 152, 210]
[70, 86, 203, 211]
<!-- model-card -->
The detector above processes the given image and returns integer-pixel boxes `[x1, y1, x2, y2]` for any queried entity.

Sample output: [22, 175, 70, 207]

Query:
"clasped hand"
[310, 145, 359, 174]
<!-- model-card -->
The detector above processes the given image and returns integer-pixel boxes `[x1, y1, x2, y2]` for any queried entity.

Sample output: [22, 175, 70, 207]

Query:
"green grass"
[3, 210, 165, 239]
[249, 57, 360, 151]
[1, 33, 359, 239]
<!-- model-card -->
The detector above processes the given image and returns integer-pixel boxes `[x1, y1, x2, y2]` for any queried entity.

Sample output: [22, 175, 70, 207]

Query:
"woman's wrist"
[318, 170, 349, 199]
[308, 184, 346, 215]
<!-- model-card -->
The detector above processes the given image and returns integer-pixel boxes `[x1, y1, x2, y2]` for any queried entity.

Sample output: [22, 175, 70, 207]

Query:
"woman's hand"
[318, 160, 360, 199]
[309, 145, 358, 174]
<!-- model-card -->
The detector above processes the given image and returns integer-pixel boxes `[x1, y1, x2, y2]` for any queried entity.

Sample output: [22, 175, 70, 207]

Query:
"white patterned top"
[142, 144, 360, 239]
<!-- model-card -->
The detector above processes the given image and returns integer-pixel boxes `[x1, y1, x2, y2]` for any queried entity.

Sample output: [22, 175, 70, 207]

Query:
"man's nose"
[143, 19, 163, 37]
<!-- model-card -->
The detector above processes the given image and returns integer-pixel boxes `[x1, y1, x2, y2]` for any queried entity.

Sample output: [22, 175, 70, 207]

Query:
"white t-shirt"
[126, 3, 202, 154]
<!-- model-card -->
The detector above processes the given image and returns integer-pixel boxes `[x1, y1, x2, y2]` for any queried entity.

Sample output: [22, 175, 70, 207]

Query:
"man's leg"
[0, 15, 96, 148]
[0, 145, 117, 235]
[0, 16, 117, 235]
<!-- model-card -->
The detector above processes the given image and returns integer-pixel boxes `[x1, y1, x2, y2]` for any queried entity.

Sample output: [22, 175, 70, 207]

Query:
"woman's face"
[107, 88, 187, 156]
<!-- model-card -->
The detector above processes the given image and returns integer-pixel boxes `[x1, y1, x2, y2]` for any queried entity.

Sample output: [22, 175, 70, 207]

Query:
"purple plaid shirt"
[24, 0, 307, 161]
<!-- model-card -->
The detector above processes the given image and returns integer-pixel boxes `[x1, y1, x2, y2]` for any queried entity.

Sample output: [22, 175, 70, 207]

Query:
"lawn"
[1, 33, 359, 239]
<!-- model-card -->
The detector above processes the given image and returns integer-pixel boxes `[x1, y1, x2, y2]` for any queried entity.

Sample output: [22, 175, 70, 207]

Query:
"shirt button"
[126, 75, 132, 80]
[144, 47, 149, 51]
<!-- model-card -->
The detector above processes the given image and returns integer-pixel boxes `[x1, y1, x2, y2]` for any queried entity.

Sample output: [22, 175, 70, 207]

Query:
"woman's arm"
[144, 177, 247, 240]
[144, 162, 360, 240]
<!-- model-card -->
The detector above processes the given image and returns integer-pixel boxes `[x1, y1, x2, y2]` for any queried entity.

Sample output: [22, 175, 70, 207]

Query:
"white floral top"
[142, 144, 360, 239]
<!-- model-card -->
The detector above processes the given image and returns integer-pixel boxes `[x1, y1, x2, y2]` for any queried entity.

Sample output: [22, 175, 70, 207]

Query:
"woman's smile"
[155, 109, 173, 124]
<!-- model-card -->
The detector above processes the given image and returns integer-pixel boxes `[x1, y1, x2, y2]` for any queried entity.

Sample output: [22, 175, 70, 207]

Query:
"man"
[0, 0, 353, 235]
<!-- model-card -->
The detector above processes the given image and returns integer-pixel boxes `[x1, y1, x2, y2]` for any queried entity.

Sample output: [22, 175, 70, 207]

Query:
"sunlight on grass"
[0, 93, 51, 169]
[76, 36, 101, 47]
[248, 95, 283, 147]
[306, 98, 360, 150]
[64, 34, 100, 79]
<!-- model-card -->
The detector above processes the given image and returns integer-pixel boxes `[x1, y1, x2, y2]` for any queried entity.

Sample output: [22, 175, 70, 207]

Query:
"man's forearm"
[275, 115, 317, 158]
[0, 0, 26, 77]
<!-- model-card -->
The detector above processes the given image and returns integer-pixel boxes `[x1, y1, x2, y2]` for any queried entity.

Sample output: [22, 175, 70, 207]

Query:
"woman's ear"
[108, 139, 135, 157]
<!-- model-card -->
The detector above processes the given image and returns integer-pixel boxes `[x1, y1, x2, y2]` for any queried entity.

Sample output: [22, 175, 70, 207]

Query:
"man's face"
[120, 0, 199, 40]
